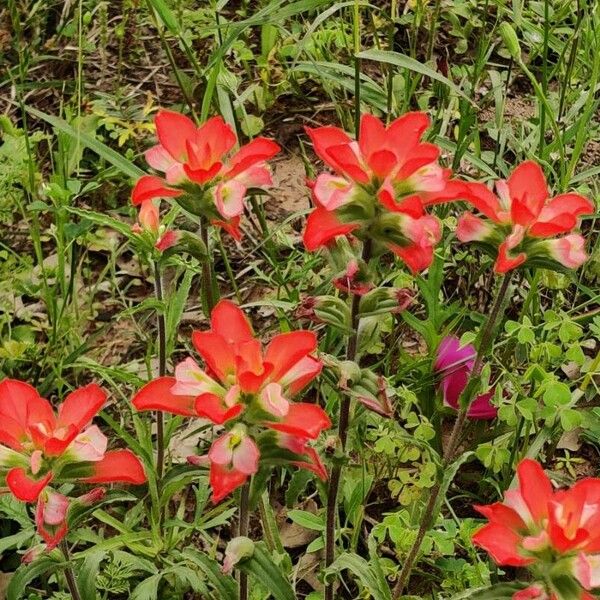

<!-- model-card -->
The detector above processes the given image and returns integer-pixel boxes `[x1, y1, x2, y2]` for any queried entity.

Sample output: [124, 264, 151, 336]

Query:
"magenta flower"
[433, 336, 497, 420]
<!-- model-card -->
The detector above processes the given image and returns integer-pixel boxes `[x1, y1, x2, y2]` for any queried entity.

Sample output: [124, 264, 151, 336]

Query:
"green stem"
[392, 273, 512, 598]
[324, 239, 372, 600]
[199, 218, 217, 313]
[353, 0, 361, 135]
[153, 261, 166, 481]
[60, 541, 82, 600]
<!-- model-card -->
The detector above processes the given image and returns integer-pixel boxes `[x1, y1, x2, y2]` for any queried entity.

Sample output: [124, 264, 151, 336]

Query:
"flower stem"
[392, 272, 512, 598]
[238, 482, 250, 600]
[60, 541, 82, 600]
[153, 260, 166, 481]
[199, 217, 216, 313]
[324, 239, 372, 600]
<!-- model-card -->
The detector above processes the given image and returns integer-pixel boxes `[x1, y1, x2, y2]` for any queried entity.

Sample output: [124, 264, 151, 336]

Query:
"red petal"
[192, 331, 236, 382]
[472, 522, 532, 567]
[194, 393, 243, 425]
[0, 379, 54, 450]
[305, 125, 353, 171]
[389, 242, 435, 274]
[131, 175, 182, 205]
[196, 116, 237, 164]
[265, 331, 318, 383]
[155, 109, 197, 163]
[265, 403, 331, 439]
[495, 241, 526, 274]
[359, 114, 386, 162]
[387, 112, 431, 160]
[292, 445, 328, 481]
[183, 161, 222, 185]
[530, 193, 594, 237]
[508, 161, 548, 224]
[6, 468, 53, 502]
[460, 182, 503, 222]
[212, 216, 242, 241]
[57, 383, 106, 433]
[303, 207, 358, 251]
[517, 459, 553, 523]
[227, 138, 280, 179]
[132, 377, 197, 416]
[83, 449, 146, 485]
[210, 300, 254, 344]
[368, 149, 398, 178]
[325, 143, 370, 183]
[421, 179, 471, 206]
[396, 143, 440, 179]
[474, 502, 526, 530]
[209, 462, 248, 503]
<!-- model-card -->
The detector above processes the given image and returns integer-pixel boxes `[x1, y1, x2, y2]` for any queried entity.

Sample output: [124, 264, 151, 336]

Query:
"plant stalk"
[153, 261, 167, 481]
[392, 272, 512, 598]
[60, 541, 82, 600]
[324, 239, 372, 600]
[199, 217, 217, 313]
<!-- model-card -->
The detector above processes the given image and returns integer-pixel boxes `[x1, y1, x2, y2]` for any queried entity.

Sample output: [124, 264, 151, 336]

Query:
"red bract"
[458, 161, 594, 273]
[131, 110, 280, 240]
[131, 199, 180, 252]
[473, 459, 600, 596]
[0, 379, 147, 502]
[303, 112, 467, 273]
[132, 300, 330, 502]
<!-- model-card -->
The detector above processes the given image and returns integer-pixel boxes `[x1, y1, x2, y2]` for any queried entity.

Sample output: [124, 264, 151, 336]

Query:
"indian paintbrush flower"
[458, 161, 594, 273]
[302, 112, 468, 273]
[0, 379, 147, 503]
[131, 110, 280, 240]
[132, 299, 331, 502]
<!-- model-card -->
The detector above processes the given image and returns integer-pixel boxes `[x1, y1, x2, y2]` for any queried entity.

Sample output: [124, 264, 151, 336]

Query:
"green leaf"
[356, 49, 476, 106]
[325, 543, 392, 600]
[236, 542, 295, 600]
[63, 206, 135, 240]
[25, 106, 144, 179]
[287, 510, 324, 531]
[7, 556, 61, 600]
[182, 549, 238, 600]
[78, 550, 106, 600]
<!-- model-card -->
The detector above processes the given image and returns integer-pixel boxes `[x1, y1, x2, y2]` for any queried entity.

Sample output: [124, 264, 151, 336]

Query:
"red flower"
[473, 459, 600, 596]
[303, 112, 467, 272]
[434, 336, 497, 420]
[0, 379, 147, 502]
[132, 300, 330, 501]
[131, 199, 181, 253]
[35, 489, 69, 550]
[208, 427, 259, 503]
[458, 161, 594, 273]
[131, 110, 280, 239]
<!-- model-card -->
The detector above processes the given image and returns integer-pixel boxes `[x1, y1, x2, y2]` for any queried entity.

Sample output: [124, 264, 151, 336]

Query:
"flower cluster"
[434, 336, 497, 420]
[473, 459, 600, 599]
[132, 300, 331, 502]
[131, 110, 280, 240]
[459, 161, 594, 273]
[0, 379, 146, 552]
[303, 112, 466, 273]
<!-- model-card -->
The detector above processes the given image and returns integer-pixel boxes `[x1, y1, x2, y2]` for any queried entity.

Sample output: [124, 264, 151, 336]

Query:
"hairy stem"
[392, 273, 512, 598]
[324, 239, 372, 600]
[199, 218, 217, 313]
[61, 541, 82, 600]
[153, 261, 167, 481]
